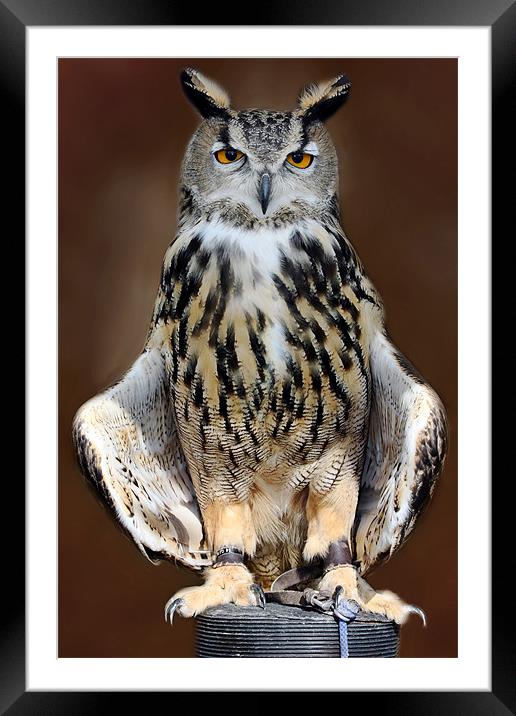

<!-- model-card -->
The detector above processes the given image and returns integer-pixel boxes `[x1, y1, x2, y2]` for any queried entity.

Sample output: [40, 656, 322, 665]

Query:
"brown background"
[58, 58, 457, 658]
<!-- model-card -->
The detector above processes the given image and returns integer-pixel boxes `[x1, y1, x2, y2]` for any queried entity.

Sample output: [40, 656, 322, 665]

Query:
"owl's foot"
[318, 564, 359, 597]
[305, 564, 361, 618]
[355, 578, 427, 626]
[164, 565, 265, 623]
[313, 566, 426, 626]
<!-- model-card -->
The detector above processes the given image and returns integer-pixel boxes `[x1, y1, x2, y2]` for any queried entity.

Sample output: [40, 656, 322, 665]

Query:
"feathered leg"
[303, 465, 361, 595]
[304, 462, 424, 625]
[164, 501, 264, 622]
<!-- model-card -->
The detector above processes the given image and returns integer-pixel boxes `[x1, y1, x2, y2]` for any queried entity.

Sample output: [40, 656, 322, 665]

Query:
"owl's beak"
[259, 173, 271, 214]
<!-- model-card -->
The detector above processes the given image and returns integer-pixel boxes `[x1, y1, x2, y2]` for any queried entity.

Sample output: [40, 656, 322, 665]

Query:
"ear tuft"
[298, 74, 351, 124]
[180, 68, 232, 120]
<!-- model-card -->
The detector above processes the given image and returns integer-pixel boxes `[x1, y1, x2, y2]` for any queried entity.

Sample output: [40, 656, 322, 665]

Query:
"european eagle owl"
[74, 68, 448, 625]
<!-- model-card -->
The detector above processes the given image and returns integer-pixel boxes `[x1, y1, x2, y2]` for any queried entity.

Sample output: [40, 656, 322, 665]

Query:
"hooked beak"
[259, 173, 271, 215]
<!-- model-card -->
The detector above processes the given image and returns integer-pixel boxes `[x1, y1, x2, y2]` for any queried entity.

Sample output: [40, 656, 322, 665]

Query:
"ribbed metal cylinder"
[195, 603, 400, 658]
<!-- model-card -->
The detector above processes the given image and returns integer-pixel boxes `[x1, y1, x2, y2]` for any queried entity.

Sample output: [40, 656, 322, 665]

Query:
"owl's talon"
[333, 585, 361, 622]
[333, 585, 344, 603]
[164, 597, 184, 625]
[407, 605, 427, 627]
[251, 584, 266, 609]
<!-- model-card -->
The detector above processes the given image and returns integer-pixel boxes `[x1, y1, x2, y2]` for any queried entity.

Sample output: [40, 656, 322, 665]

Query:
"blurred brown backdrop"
[58, 58, 457, 658]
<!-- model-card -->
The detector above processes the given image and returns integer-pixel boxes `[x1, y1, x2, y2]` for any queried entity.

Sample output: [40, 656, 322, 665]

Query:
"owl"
[73, 68, 448, 626]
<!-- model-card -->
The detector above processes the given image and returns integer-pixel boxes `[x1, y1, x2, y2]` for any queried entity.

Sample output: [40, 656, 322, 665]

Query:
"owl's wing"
[73, 348, 213, 571]
[353, 330, 448, 575]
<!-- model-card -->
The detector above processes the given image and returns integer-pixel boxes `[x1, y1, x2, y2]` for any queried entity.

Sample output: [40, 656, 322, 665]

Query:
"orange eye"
[215, 147, 245, 164]
[286, 151, 314, 169]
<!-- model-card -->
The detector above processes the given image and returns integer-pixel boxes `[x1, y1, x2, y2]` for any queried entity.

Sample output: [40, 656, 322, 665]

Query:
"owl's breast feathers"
[74, 214, 447, 574]
[149, 216, 382, 501]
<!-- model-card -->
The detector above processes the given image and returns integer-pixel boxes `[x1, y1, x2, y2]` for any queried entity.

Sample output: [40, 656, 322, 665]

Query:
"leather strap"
[266, 589, 332, 609]
[266, 590, 305, 607]
[270, 561, 323, 592]
[324, 539, 352, 571]
[270, 539, 354, 590]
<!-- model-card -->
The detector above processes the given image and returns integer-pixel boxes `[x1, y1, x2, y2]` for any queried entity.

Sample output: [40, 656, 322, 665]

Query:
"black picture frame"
[5, 0, 511, 711]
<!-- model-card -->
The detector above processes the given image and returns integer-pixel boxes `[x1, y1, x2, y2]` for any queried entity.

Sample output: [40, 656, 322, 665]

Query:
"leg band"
[324, 538, 353, 572]
[212, 546, 245, 568]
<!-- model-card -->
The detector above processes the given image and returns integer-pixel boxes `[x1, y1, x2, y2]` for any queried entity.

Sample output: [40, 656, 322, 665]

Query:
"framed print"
[4, 0, 512, 711]
[58, 55, 458, 662]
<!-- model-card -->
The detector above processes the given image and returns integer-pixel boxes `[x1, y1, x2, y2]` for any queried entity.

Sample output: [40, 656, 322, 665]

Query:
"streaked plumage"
[74, 68, 447, 623]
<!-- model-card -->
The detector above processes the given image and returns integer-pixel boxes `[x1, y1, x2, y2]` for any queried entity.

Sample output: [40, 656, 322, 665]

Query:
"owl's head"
[179, 68, 351, 222]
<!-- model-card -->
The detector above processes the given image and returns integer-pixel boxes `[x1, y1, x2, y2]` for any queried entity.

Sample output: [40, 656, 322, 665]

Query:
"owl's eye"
[286, 152, 314, 169]
[214, 147, 245, 164]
